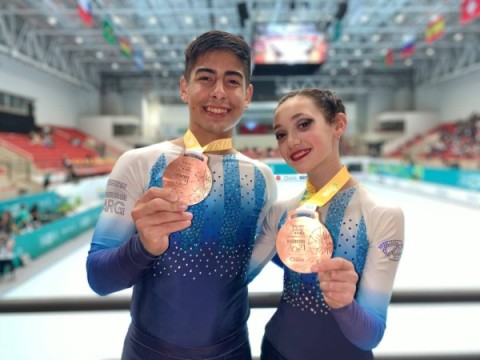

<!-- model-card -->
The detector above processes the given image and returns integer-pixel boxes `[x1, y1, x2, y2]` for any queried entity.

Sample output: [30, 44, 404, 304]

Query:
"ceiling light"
[47, 17, 57, 26]
[453, 33, 464, 42]
[360, 15, 369, 24]
[144, 50, 156, 59]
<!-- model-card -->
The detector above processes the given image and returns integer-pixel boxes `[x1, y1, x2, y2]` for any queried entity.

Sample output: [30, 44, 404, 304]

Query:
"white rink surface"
[1, 178, 480, 360]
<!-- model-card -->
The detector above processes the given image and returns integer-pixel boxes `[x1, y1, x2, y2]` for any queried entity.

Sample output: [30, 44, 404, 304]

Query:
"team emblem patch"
[378, 240, 403, 261]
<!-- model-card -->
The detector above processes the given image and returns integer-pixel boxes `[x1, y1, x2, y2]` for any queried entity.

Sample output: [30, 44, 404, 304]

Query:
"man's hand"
[131, 187, 192, 256]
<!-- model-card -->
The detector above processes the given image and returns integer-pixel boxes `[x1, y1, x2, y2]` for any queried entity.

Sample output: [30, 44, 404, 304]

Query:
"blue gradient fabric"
[250, 184, 404, 359]
[86, 141, 277, 358]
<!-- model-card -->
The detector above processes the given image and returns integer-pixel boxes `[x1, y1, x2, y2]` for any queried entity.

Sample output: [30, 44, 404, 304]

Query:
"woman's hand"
[312, 257, 359, 309]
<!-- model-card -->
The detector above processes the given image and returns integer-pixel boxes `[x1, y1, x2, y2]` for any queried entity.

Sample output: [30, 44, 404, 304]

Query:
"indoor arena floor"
[1, 178, 479, 360]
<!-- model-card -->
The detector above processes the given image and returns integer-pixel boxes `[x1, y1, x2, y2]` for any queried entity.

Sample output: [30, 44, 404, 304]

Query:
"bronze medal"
[163, 152, 213, 205]
[276, 210, 333, 273]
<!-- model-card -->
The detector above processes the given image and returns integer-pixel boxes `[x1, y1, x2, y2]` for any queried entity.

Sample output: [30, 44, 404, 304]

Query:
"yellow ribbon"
[183, 129, 233, 153]
[300, 165, 351, 208]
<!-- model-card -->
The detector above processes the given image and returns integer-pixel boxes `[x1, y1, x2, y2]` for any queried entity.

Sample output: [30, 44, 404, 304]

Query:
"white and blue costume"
[249, 184, 404, 360]
[86, 141, 277, 359]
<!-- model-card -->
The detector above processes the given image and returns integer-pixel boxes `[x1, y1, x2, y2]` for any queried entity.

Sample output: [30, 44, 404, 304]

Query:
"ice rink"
[1, 176, 480, 360]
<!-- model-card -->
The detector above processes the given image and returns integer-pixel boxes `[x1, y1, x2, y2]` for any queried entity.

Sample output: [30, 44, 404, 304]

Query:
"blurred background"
[1, 0, 480, 359]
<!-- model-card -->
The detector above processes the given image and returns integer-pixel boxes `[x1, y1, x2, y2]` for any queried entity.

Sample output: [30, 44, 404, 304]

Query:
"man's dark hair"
[184, 30, 252, 85]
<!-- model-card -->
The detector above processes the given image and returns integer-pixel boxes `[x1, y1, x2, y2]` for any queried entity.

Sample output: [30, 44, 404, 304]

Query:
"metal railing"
[2, 290, 480, 313]
[1, 290, 480, 359]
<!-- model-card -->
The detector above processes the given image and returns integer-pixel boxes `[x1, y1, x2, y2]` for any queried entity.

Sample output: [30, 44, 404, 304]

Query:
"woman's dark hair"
[276, 88, 346, 124]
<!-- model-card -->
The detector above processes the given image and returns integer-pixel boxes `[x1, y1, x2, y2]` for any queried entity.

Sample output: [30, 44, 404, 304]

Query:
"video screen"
[252, 23, 328, 67]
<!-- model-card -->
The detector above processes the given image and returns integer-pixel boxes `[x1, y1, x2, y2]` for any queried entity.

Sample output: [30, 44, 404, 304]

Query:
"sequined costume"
[86, 141, 277, 359]
[249, 184, 404, 360]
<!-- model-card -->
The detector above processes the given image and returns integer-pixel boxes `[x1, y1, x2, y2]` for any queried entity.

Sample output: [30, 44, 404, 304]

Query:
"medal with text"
[276, 209, 333, 273]
[163, 151, 212, 205]
[276, 165, 351, 273]
[162, 129, 232, 206]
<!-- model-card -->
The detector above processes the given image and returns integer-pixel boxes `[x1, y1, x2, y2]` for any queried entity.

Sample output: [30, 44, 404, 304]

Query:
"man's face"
[180, 50, 253, 145]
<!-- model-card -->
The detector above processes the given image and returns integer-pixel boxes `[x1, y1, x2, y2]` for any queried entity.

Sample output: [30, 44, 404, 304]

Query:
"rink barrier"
[1, 291, 480, 359]
[1, 289, 480, 313]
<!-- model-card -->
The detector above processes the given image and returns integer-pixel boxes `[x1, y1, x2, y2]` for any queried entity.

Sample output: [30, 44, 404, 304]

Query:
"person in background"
[249, 88, 405, 360]
[86, 30, 277, 360]
[0, 228, 16, 280]
[16, 204, 33, 232]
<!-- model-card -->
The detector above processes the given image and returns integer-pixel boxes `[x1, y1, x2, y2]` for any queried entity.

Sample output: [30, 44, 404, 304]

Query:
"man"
[86, 30, 277, 359]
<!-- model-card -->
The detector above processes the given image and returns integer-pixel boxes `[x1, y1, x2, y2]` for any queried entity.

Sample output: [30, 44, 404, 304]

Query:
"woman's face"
[273, 95, 343, 175]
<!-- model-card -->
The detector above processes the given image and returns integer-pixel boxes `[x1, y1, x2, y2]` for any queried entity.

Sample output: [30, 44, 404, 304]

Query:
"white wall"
[79, 115, 139, 151]
[364, 89, 396, 131]
[158, 104, 189, 139]
[0, 54, 100, 127]
[415, 67, 480, 122]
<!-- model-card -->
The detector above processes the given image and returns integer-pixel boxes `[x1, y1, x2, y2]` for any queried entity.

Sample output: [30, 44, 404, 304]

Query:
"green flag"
[331, 20, 342, 42]
[103, 19, 116, 45]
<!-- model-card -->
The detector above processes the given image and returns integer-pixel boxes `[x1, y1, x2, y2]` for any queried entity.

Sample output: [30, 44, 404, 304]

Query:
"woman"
[250, 88, 405, 359]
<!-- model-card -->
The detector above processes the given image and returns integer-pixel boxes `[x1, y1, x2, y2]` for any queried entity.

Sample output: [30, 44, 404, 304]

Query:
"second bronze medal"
[276, 210, 333, 273]
[163, 152, 213, 205]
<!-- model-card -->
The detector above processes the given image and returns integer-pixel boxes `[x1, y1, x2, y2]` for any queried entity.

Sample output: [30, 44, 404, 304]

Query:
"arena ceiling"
[1, 0, 480, 103]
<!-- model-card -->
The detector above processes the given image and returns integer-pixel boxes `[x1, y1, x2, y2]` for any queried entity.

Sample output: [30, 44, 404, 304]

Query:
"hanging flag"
[77, 0, 93, 27]
[384, 49, 394, 67]
[120, 37, 133, 58]
[134, 49, 144, 71]
[425, 15, 445, 43]
[331, 20, 343, 42]
[102, 19, 116, 45]
[460, 0, 480, 24]
[401, 36, 416, 59]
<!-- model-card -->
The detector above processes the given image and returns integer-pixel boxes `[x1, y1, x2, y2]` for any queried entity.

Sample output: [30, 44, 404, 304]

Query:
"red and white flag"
[460, 0, 480, 24]
[78, 0, 93, 27]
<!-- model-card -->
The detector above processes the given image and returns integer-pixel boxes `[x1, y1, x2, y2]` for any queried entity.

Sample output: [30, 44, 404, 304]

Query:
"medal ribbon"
[183, 129, 232, 153]
[299, 165, 351, 211]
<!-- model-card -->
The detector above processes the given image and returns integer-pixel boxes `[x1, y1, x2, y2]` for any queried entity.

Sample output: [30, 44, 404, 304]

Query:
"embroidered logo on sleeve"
[378, 240, 403, 261]
[103, 179, 128, 216]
